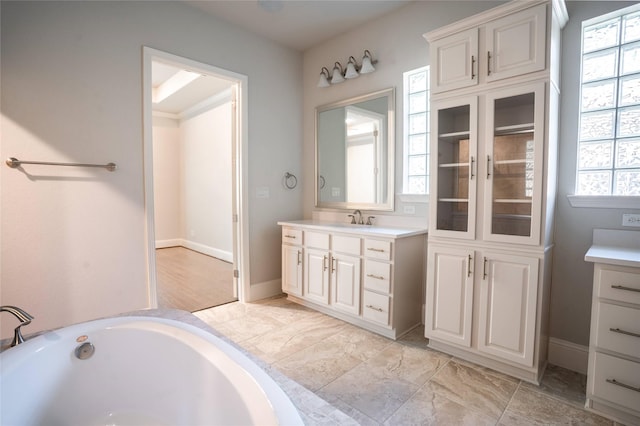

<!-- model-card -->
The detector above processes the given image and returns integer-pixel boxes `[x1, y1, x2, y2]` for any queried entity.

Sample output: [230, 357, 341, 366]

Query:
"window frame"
[402, 66, 430, 199]
[572, 3, 640, 206]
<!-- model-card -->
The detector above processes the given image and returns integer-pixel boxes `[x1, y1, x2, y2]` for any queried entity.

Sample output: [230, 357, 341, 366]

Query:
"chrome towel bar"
[6, 157, 117, 171]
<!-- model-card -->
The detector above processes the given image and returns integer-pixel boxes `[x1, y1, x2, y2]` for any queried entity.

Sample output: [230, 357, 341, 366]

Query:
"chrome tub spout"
[1, 306, 34, 347]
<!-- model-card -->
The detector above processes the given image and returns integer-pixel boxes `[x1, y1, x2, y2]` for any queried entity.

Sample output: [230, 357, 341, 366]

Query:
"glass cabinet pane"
[490, 92, 535, 237]
[435, 105, 471, 232]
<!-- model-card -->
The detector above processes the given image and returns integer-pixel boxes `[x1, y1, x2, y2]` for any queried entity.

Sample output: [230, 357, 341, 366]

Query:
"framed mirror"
[315, 88, 395, 211]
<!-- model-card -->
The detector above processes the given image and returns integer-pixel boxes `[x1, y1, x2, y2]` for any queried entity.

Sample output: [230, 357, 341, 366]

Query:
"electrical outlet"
[622, 214, 640, 227]
[403, 205, 416, 215]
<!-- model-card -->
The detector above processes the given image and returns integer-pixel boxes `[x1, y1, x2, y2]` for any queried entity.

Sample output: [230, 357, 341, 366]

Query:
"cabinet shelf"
[439, 198, 469, 203]
[494, 123, 534, 135]
[439, 131, 470, 139]
[494, 159, 530, 165]
[493, 199, 533, 204]
[439, 162, 470, 168]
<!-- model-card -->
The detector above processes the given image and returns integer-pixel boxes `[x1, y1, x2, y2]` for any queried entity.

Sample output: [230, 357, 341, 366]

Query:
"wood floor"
[156, 247, 236, 312]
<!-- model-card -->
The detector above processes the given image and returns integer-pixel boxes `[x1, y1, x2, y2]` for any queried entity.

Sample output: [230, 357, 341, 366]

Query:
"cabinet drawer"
[282, 228, 302, 245]
[364, 239, 391, 261]
[595, 302, 640, 358]
[332, 235, 361, 255]
[305, 231, 329, 250]
[364, 261, 391, 294]
[597, 267, 640, 305]
[591, 352, 640, 412]
[363, 291, 390, 326]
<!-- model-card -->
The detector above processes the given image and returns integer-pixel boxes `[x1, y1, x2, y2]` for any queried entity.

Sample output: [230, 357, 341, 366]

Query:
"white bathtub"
[0, 316, 303, 425]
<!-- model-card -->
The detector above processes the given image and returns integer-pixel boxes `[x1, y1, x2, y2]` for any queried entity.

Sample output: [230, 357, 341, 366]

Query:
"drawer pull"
[366, 304, 384, 312]
[611, 284, 640, 293]
[366, 274, 385, 280]
[367, 248, 385, 253]
[610, 327, 640, 339]
[606, 378, 640, 393]
[284, 234, 297, 239]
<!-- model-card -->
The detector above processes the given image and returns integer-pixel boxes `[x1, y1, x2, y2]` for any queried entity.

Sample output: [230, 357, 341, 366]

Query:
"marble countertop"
[278, 219, 427, 238]
[584, 228, 640, 268]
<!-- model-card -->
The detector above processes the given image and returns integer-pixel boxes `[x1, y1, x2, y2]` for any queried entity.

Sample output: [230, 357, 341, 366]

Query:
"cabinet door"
[430, 96, 478, 240]
[425, 245, 474, 347]
[484, 82, 544, 245]
[331, 253, 361, 316]
[485, 4, 546, 82]
[282, 245, 303, 297]
[431, 28, 479, 93]
[477, 252, 538, 366]
[304, 248, 330, 305]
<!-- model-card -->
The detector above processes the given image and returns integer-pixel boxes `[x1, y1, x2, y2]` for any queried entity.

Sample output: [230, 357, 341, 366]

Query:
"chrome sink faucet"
[1, 305, 34, 347]
[350, 209, 364, 225]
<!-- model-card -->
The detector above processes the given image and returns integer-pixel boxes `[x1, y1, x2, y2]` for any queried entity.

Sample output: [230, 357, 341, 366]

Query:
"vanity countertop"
[584, 228, 640, 268]
[278, 220, 427, 238]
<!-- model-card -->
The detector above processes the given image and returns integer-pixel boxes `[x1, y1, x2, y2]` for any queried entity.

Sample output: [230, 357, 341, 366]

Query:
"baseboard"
[247, 279, 283, 302]
[181, 240, 232, 263]
[155, 239, 232, 263]
[547, 337, 589, 375]
[155, 239, 182, 248]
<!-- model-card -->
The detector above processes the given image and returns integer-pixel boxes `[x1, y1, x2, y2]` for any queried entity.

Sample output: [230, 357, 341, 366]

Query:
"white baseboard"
[155, 239, 182, 248]
[547, 337, 589, 375]
[182, 240, 232, 263]
[247, 279, 283, 302]
[155, 239, 233, 263]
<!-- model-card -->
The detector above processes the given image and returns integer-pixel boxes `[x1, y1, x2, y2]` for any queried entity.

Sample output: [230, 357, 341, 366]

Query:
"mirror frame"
[314, 87, 395, 211]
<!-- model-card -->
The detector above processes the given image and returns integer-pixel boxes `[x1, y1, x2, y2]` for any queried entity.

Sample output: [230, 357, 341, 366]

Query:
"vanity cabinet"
[584, 230, 640, 425]
[424, 0, 567, 384]
[430, 3, 546, 93]
[281, 228, 303, 297]
[278, 221, 426, 340]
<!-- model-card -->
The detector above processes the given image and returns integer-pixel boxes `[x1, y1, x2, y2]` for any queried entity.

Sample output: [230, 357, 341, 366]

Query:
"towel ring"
[284, 172, 297, 189]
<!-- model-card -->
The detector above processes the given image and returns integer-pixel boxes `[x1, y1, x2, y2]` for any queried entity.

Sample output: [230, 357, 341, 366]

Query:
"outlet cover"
[403, 205, 416, 214]
[622, 214, 640, 227]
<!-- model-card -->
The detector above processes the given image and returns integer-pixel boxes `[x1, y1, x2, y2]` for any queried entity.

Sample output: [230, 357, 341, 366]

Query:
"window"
[403, 66, 430, 195]
[577, 5, 640, 196]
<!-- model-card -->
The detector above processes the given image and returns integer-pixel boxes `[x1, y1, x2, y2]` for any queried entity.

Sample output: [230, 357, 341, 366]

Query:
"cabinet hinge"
[233, 269, 239, 278]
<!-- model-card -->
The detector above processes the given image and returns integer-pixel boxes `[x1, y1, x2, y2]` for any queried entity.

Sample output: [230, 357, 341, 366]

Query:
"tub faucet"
[1, 305, 34, 347]
[352, 210, 364, 225]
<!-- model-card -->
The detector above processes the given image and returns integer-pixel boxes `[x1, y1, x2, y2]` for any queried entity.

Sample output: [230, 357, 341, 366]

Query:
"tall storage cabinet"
[424, 0, 567, 384]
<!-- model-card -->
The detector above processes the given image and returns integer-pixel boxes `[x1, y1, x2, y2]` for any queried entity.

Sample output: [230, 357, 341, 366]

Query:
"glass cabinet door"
[430, 97, 478, 239]
[484, 83, 544, 244]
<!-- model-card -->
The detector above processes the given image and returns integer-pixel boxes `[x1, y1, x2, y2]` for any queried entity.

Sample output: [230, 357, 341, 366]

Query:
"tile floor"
[194, 296, 614, 425]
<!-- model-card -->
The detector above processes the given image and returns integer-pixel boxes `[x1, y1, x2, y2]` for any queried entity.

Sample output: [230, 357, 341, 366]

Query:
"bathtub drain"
[75, 341, 95, 360]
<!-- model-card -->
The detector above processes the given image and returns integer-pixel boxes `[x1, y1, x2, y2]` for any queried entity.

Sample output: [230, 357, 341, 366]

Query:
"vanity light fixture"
[345, 56, 359, 79]
[360, 49, 377, 74]
[331, 62, 345, 84]
[316, 50, 378, 88]
[317, 67, 331, 88]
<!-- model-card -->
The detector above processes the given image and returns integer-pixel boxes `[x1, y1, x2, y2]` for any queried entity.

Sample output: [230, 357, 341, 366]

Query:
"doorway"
[142, 47, 250, 310]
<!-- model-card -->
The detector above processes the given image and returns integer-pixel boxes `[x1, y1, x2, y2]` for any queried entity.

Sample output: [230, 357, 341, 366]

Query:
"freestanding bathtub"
[0, 316, 303, 425]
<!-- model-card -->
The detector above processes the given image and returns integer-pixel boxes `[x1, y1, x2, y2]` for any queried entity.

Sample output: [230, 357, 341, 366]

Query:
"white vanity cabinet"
[584, 230, 640, 425]
[278, 221, 427, 340]
[430, 3, 546, 93]
[424, 0, 567, 384]
[281, 228, 303, 297]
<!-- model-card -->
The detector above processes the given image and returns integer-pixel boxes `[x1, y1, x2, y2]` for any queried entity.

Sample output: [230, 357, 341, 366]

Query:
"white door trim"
[142, 46, 250, 305]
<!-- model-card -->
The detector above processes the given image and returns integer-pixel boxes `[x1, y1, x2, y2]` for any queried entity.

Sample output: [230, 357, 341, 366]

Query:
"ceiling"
[153, 1, 413, 113]
[152, 61, 234, 115]
[184, 0, 413, 52]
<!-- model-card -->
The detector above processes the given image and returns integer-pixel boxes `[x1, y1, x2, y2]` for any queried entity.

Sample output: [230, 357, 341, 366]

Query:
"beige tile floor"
[194, 296, 614, 425]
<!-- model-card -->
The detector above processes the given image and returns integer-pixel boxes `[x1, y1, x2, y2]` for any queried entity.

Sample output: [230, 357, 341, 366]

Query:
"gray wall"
[0, 1, 303, 337]
[551, 1, 640, 346]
